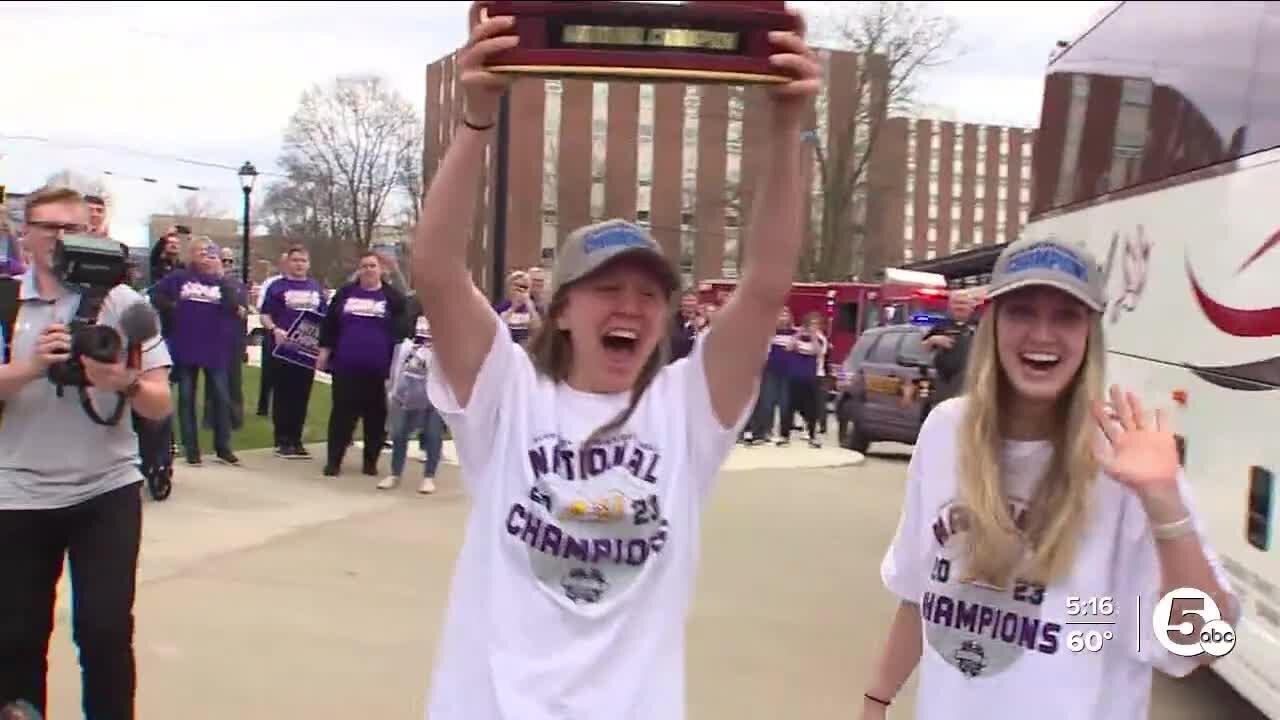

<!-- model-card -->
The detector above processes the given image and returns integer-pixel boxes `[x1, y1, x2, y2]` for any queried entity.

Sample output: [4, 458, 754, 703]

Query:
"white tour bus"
[1021, 2, 1280, 715]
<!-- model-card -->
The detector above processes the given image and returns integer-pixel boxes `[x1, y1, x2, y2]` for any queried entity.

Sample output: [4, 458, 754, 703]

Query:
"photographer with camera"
[0, 186, 172, 719]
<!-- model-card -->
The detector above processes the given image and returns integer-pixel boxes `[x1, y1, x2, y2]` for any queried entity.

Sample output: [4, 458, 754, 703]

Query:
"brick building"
[423, 48, 1037, 292]
[873, 117, 1037, 265]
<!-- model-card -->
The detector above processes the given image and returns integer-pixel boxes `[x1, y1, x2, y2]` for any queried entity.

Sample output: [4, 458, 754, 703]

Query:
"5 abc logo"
[1152, 588, 1236, 658]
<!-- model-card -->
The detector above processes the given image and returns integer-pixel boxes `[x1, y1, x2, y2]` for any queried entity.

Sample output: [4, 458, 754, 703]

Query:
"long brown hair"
[525, 287, 670, 449]
[954, 305, 1106, 588]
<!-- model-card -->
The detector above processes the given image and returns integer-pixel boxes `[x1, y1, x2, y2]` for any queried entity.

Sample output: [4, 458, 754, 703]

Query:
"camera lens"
[74, 325, 123, 364]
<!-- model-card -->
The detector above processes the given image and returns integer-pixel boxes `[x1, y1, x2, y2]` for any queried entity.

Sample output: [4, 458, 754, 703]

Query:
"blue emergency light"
[912, 313, 946, 326]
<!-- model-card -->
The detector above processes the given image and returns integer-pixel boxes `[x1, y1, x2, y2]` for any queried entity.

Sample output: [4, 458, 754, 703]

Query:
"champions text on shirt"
[880, 398, 1237, 720]
[424, 307, 755, 720]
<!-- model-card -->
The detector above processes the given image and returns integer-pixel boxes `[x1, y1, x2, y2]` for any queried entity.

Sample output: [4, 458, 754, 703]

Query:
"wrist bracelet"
[865, 692, 891, 707]
[463, 116, 495, 131]
[1151, 514, 1195, 541]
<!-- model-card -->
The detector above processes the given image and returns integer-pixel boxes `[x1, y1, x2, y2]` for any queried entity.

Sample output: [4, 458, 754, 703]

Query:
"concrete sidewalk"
[43, 442, 875, 720]
[46, 433, 864, 618]
[42, 441, 1261, 720]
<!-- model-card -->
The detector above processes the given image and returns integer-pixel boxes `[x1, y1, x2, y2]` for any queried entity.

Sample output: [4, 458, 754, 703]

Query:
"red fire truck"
[696, 268, 950, 375]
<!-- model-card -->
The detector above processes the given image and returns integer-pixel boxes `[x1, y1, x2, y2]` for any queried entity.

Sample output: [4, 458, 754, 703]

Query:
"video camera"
[46, 234, 158, 426]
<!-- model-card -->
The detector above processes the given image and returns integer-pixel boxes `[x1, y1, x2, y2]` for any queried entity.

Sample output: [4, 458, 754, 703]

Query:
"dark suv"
[834, 324, 937, 453]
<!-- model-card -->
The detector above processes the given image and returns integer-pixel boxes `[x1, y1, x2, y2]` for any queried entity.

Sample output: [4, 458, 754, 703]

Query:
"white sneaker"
[418, 476, 436, 494]
[377, 475, 399, 490]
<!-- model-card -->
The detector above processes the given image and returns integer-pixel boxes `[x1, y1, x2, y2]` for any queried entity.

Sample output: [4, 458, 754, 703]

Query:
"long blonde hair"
[954, 304, 1106, 588]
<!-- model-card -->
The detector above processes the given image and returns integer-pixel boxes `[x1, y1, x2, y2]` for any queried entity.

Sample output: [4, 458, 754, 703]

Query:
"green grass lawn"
[183, 365, 333, 452]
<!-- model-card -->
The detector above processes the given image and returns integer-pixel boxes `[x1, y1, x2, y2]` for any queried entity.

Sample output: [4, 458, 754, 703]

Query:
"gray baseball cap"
[986, 235, 1106, 312]
[554, 219, 680, 294]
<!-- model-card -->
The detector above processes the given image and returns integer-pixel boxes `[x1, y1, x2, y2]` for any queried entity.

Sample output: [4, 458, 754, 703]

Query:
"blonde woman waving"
[864, 236, 1237, 720]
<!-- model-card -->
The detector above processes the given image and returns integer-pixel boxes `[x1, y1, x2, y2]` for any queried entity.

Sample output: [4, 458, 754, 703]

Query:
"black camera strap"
[77, 384, 128, 426]
[66, 287, 127, 428]
[0, 277, 20, 425]
[0, 277, 16, 364]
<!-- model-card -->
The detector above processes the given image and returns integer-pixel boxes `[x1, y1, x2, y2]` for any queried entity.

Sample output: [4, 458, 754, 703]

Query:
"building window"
[543, 79, 561, 229]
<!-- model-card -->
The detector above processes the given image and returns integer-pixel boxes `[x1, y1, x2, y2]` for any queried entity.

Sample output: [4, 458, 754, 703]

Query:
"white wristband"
[1151, 515, 1195, 541]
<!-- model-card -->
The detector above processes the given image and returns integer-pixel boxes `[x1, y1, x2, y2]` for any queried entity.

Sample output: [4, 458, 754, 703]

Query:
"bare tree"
[274, 75, 420, 253]
[259, 167, 348, 286]
[804, 1, 957, 280]
[169, 193, 230, 220]
[396, 131, 424, 229]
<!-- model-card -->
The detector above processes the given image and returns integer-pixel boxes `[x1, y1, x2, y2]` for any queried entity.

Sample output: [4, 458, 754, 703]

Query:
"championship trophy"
[474, 1, 800, 84]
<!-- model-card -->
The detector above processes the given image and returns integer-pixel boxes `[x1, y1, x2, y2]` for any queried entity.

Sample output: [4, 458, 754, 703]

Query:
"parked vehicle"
[834, 321, 938, 453]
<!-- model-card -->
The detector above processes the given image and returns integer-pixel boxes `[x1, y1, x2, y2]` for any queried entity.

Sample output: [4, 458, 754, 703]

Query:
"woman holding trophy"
[411, 2, 820, 718]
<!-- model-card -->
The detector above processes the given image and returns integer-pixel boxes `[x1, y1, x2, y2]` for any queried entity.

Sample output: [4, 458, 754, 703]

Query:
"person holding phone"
[494, 270, 541, 345]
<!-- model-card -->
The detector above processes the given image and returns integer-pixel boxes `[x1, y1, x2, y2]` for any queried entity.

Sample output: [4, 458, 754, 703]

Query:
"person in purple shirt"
[317, 251, 407, 477]
[493, 270, 542, 344]
[780, 312, 827, 448]
[152, 239, 241, 465]
[0, 222, 23, 277]
[746, 306, 796, 445]
[259, 244, 328, 459]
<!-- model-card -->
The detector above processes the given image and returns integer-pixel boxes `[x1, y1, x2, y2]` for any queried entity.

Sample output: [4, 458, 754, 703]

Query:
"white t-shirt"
[425, 309, 753, 720]
[881, 398, 1236, 720]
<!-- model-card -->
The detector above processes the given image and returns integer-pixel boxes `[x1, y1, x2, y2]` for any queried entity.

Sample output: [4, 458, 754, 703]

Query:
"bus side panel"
[1026, 152, 1280, 718]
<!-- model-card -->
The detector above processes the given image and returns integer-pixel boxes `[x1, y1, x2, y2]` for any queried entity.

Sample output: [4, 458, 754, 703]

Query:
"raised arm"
[411, 4, 517, 409]
[702, 15, 820, 428]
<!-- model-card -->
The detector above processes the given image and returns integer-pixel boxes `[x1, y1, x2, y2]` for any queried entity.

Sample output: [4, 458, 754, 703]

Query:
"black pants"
[132, 411, 173, 480]
[784, 376, 819, 440]
[272, 360, 315, 448]
[257, 334, 275, 416]
[326, 371, 388, 468]
[0, 483, 142, 720]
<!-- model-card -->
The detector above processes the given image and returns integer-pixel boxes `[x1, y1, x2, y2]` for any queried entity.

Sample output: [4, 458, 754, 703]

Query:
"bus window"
[1248, 465, 1274, 551]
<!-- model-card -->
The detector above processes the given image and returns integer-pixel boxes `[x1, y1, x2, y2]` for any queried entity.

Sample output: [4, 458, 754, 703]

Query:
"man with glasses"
[217, 246, 248, 430]
[0, 186, 172, 719]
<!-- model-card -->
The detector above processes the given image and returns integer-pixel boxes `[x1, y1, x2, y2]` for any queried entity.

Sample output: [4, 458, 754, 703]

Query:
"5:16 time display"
[1066, 596, 1115, 616]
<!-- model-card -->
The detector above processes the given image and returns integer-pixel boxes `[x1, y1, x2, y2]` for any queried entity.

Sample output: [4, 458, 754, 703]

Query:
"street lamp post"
[237, 161, 259, 286]
[490, 92, 511, 305]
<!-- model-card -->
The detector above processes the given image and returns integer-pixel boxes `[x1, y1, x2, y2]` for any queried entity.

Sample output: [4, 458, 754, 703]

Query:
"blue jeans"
[176, 364, 232, 458]
[388, 403, 444, 478]
[751, 369, 791, 439]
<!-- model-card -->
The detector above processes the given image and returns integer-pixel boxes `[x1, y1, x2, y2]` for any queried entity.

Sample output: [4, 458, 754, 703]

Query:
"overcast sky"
[0, 0, 1111, 247]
